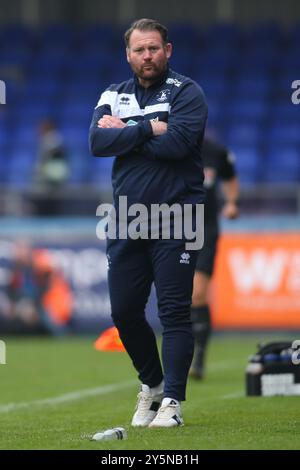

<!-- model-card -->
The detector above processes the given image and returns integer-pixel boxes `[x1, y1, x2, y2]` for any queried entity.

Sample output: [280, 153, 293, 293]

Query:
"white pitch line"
[0, 379, 136, 414]
[208, 359, 242, 372]
[220, 391, 244, 399]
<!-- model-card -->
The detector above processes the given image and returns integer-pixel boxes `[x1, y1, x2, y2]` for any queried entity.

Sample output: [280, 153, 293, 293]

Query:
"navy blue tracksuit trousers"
[107, 236, 198, 401]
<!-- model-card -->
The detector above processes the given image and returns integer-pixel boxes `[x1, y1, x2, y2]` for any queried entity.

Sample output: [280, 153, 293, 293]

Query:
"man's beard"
[134, 63, 166, 81]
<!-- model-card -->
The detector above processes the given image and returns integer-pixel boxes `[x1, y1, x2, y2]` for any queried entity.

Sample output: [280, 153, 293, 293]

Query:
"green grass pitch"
[0, 334, 299, 450]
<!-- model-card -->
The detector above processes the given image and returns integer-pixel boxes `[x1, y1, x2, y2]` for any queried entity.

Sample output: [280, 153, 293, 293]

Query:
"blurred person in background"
[189, 135, 240, 379]
[34, 119, 69, 215]
[89, 19, 207, 427]
[7, 241, 73, 335]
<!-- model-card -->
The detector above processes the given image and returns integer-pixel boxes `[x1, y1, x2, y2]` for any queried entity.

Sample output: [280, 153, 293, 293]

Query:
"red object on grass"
[94, 327, 126, 352]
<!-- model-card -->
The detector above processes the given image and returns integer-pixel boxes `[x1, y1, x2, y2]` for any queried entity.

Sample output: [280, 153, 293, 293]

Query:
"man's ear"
[165, 43, 172, 60]
[126, 48, 130, 63]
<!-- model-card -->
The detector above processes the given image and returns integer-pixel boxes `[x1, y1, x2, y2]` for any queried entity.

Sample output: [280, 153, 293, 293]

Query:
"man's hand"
[150, 121, 168, 136]
[98, 115, 126, 129]
[221, 177, 239, 219]
[222, 201, 239, 219]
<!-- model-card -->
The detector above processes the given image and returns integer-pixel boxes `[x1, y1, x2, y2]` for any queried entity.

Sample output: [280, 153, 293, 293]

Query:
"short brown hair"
[124, 18, 169, 47]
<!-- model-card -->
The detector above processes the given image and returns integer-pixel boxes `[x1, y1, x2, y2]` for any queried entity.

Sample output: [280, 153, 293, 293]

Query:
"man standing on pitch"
[89, 19, 207, 427]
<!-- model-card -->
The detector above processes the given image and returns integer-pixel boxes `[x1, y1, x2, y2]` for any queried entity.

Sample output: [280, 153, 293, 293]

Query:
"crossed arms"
[89, 81, 207, 161]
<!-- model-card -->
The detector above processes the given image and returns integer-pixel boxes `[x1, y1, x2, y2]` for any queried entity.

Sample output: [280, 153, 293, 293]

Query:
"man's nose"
[143, 49, 152, 60]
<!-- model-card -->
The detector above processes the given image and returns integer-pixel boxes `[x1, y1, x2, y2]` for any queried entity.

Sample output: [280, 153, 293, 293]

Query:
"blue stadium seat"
[18, 103, 56, 123]
[67, 148, 89, 184]
[204, 99, 227, 125]
[235, 78, 271, 98]
[194, 50, 235, 76]
[68, 163, 88, 184]
[223, 100, 268, 124]
[60, 125, 89, 150]
[89, 156, 114, 187]
[264, 147, 300, 183]
[268, 125, 300, 146]
[37, 24, 76, 49]
[240, 49, 280, 70]
[226, 124, 263, 146]
[0, 147, 11, 183]
[10, 144, 37, 162]
[0, 24, 35, 49]
[169, 52, 195, 77]
[13, 126, 38, 148]
[168, 24, 202, 49]
[0, 127, 8, 147]
[272, 101, 300, 122]
[198, 78, 227, 100]
[208, 43, 240, 58]
[243, 22, 283, 48]
[0, 143, 10, 162]
[288, 23, 300, 44]
[237, 58, 274, 76]
[206, 23, 240, 47]
[7, 149, 36, 187]
[22, 79, 61, 100]
[63, 76, 103, 97]
[230, 145, 263, 185]
[58, 104, 91, 126]
[78, 24, 120, 52]
[0, 50, 30, 68]
[281, 49, 300, 70]
[30, 53, 72, 76]
[0, 106, 7, 122]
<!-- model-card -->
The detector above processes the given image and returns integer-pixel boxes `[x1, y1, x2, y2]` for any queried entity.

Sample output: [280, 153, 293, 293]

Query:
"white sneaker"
[148, 398, 184, 428]
[131, 384, 163, 427]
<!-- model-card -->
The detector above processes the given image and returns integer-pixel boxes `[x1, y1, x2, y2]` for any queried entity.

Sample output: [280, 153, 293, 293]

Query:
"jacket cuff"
[140, 120, 153, 138]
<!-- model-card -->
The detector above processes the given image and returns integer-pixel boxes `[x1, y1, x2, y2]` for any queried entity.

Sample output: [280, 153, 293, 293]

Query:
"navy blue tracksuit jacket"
[89, 67, 208, 401]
